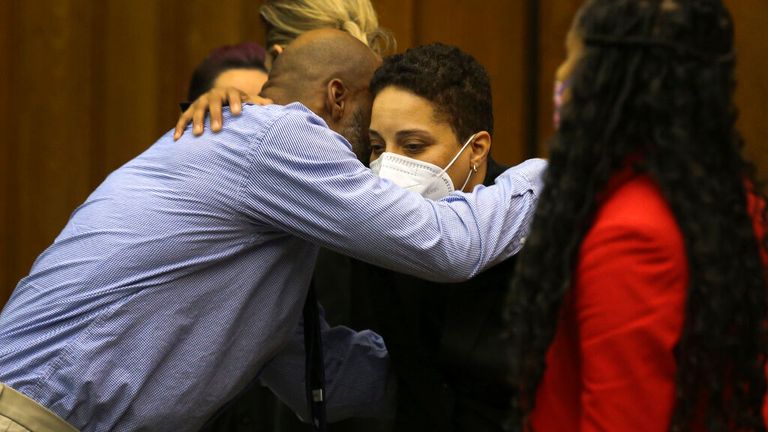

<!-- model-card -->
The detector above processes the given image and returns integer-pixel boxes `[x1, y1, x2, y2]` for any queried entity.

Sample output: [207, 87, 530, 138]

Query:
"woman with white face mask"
[348, 43, 516, 432]
[369, 131, 481, 200]
[367, 80, 493, 200]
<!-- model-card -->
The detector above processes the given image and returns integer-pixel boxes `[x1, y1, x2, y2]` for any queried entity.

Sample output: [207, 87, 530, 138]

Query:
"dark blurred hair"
[369, 43, 493, 143]
[187, 42, 267, 101]
[505, 0, 767, 430]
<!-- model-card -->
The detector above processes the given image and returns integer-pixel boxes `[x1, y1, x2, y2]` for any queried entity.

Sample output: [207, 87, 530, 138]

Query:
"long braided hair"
[505, 0, 768, 429]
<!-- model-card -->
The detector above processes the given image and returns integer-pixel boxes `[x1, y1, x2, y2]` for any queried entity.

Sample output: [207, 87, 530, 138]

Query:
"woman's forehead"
[371, 87, 454, 134]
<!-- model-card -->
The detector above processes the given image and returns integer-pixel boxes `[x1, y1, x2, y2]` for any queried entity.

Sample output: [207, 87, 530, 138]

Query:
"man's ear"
[324, 79, 347, 122]
[469, 131, 492, 167]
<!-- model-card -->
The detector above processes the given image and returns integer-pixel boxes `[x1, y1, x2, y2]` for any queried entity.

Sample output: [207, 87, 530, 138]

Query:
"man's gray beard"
[342, 109, 370, 166]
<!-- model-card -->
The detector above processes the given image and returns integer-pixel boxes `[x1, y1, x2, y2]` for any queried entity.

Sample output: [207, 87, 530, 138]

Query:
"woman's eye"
[369, 142, 384, 154]
[403, 142, 426, 154]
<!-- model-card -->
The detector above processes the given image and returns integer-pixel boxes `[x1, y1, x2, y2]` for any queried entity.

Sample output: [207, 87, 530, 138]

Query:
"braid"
[340, 20, 367, 45]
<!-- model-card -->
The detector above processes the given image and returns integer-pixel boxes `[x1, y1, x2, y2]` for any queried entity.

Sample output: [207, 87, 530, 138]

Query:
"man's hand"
[173, 87, 273, 140]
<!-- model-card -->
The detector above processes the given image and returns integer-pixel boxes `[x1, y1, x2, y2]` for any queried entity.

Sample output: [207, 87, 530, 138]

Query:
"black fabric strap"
[303, 283, 327, 432]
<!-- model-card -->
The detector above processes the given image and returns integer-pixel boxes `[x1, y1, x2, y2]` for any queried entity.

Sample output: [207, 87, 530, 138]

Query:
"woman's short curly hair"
[369, 43, 494, 142]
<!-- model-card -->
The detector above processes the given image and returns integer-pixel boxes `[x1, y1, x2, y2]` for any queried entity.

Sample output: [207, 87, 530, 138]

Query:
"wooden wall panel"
[0, 1, 11, 291]
[2, 0, 767, 307]
[8, 1, 95, 297]
[536, 0, 582, 157]
[89, 1, 161, 184]
[725, 0, 768, 176]
[409, 0, 530, 166]
[374, 0, 415, 51]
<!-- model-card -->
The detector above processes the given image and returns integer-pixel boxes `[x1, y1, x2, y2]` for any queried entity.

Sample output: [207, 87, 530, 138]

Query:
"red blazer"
[530, 173, 768, 431]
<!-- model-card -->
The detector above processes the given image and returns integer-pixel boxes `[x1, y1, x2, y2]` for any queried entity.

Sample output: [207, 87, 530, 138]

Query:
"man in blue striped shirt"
[0, 30, 544, 431]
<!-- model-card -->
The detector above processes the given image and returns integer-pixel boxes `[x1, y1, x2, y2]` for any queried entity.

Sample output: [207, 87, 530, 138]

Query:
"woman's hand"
[173, 87, 273, 140]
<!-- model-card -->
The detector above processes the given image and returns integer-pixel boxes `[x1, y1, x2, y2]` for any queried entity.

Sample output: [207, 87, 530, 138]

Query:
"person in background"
[187, 42, 268, 103]
[505, 0, 768, 430]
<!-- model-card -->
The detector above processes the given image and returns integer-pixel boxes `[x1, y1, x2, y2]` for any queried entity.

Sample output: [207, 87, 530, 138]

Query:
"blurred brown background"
[1, 0, 766, 306]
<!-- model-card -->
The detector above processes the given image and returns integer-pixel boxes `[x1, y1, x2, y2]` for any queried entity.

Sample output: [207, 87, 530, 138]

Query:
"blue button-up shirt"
[0, 103, 544, 431]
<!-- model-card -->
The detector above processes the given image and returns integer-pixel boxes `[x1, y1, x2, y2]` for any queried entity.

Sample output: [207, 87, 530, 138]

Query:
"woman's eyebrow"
[395, 129, 435, 141]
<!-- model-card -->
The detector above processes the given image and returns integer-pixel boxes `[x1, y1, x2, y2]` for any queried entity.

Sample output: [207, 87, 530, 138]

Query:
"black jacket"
[345, 158, 516, 432]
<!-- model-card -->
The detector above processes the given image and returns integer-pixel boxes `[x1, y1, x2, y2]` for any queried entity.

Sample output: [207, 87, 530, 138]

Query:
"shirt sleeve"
[257, 309, 396, 422]
[574, 218, 688, 430]
[239, 107, 545, 282]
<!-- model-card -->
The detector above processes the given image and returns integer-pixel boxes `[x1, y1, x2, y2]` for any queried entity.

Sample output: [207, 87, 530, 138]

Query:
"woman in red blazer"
[505, 0, 768, 430]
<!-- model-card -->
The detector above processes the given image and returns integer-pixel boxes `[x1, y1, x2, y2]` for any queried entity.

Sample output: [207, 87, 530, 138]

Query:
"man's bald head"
[261, 28, 381, 107]
[260, 29, 382, 162]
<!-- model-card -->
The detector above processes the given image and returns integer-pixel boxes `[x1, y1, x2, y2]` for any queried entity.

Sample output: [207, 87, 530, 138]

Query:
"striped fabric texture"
[0, 103, 545, 431]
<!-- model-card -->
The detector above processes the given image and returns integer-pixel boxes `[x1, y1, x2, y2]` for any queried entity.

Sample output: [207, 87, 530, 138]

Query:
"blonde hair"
[259, 0, 395, 55]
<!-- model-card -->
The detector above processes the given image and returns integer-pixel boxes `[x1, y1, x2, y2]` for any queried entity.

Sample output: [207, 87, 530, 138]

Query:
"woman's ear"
[469, 131, 492, 167]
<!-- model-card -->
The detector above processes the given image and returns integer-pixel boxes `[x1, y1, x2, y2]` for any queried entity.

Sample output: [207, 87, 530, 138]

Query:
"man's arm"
[241, 105, 545, 282]
[257, 311, 396, 422]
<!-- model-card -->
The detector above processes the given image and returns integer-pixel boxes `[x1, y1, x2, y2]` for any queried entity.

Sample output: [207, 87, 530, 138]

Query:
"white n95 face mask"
[369, 133, 478, 200]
